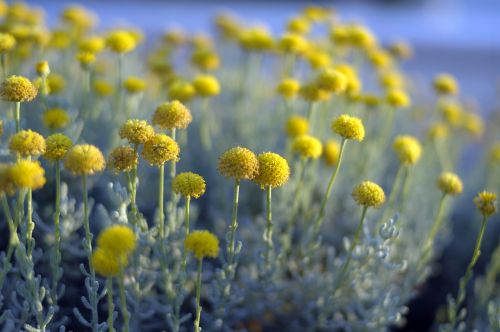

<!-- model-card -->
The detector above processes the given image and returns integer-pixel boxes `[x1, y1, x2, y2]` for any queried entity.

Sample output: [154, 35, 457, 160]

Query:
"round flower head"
[277, 78, 300, 99]
[367, 48, 392, 69]
[437, 172, 463, 196]
[9, 130, 46, 157]
[191, 48, 220, 71]
[193, 75, 220, 97]
[292, 135, 323, 159]
[462, 112, 484, 139]
[42, 108, 70, 131]
[323, 140, 341, 167]
[97, 224, 137, 256]
[185, 230, 219, 260]
[93, 79, 114, 97]
[238, 27, 274, 52]
[306, 50, 331, 70]
[393, 135, 422, 165]
[47, 73, 66, 94]
[79, 36, 105, 53]
[433, 73, 458, 95]
[427, 122, 449, 140]
[61, 5, 95, 29]
[123, 76, 146, 94]
[64, 144, 106, 176]
[334, 64, 362, 96]
[299, 82, 330, 102]
[352, 181, 385, 208]
[278, 33, 308, 54]
[36, 61, 50, 77]
[287, 16, 311, 34]
[152, 100, 192, 130]
[76, 52, 96, 68]
[286, 115, 309, 138]
[254, 152, 290, 189]
[168, 80, 196, 103]
[119, 119, 155, 145]
[474, 191, 497, 217]
[218, 146, 259, 180]
[92, 247, 123, 277]
[0, 164, 16, 196]
[0, 33, 16, 52]
[0, 75, 38, 102]
[106, 30, 137, 54]
[379, 71, 405, 89]
[332, 114, 365, 141]
[385, 89, 410, 108]
[44, 134, 73, 161]
[303, 6, 331, 22]
[172, 172, 206, 198]
[108, 146, 138, 173]
[316, 68, 347, 93]
[388, 41, 413, 59]
[9, 160, 46, 190]
[141, 133, 180, 166]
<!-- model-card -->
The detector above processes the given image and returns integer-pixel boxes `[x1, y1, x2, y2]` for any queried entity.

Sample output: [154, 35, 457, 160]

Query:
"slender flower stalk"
[118, 267, 130, 332]
[227, 179, 240, 265]
[106, 277, 115, 332]
[194, 258, 203, 332]
[158, 164, 165, 239]
[14, 101, 20, 133]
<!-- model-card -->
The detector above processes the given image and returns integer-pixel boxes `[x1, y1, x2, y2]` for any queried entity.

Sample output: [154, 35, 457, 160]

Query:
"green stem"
[118, 267, 130, 332]
[332, 206, 368, 296]
[264, 186, 273, 269]
[14, 101, 20, 133]
[377, 164, 405, 228]
[227, 179, 240, 266]
[181, 196, 191, 272]
[312, 139, 347, 235]
[107, 278, 114, 332]
[52, 161, 62, 301]
[130, 144, 139, 229]
[418, 193, 447, 269]
[1, 52, 6, 79]
[26, 188, 34, 258]
[158, 164, 165, 240]
[399, 166, 411, 214]
[194, 258, 203, 332]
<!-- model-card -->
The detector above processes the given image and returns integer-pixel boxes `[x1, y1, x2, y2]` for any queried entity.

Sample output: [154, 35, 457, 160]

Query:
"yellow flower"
[163, 29, 187, 46]
[437, 172, 463, 196]
[238, 27, 274, 52]
[332, 114, 365, 141]
[218, 146, 259, 180]
[92, 247, 123, 277]
[61, 5, 95, 29]
[393, 135, 422, 165]
[214, 13, 241, 40]
[141, 134, 180, 166]
[9, 130, 46, 157]
[334, 64, 361, 96]
[385, 89, 410, 108]
[438, 100, 462, 127]
[305, 50, 331, 70]
[316, 68, 347, 93]
[168, 80, 196, 103]
[123, 76, 146, 94]
[461, 112, 484, 138]
[9, 160, 46, 190]
[323, 140, 341, 167]
[286, 115, 309, 138]
[292, 135, 323, 159]
[287, 16, 311, 35]
[278, 33, 308, 54]
[49, 30, 71, 50]
[0, 75, 38, 102]
[185, 230, 219, 260]
[277, 78, 300, 99]
[388, 41, 413, 60]
[76, 52, 96, 68]
[362, 94, 381, 108]
[35, 61, 50, 77]
[64, 144, 106, 176]
[42, 108, 70, 131]
[367, 48, 392, 69]
[352, 181, 385, 208]
[152, 100, 192, 130]
[254, 152, 290, 189]
[433, 73, 458, 96]
[44, 134, 73, 161]
[193, 75, 221, 97]
[191, 48, 220, 71]
[0, 33, 16, 52]
[108, 146, 138, 173]
[349, 25, 377, 49]
[379, 71, 405, 89]
[474, 191, 497, 217]
[172, 172, 206, 198]
[0, 163, 16, 196]
[106, 30, 137, 54]
[93, 79, 114, 97]
[119, 119, 155, 145]
[97, 224, 136, 256]
[299, 82, 330, 102]
[427, 122, 449, 140]
[47, 73, 66, 94]
[79, 36, 105, 53]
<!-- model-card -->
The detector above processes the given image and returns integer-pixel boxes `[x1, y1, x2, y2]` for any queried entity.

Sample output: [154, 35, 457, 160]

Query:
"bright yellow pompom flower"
[9, 160, 46, 190]
[316, 68, 347, 93]
[79, 36, 105, 53]
[254, 152, 290, 189]
[9, 130, 46, 157]
[44, 134, 73, 161]
[218, 146, 259, 180]
[108, 146, 138, 173]
[42, 108, 70, 131]
[323, 140, 341, 167]
[352, 181, 386, 208]
[92, 247, 123, 277]
[168, 80, 196, 103]
[64, 144, 106, 176]
[385, 89, 410, 108]
[93, 79, 114, 97]
[123, 76, 146, 94]
[332, 114, 365, 141]
[0, 33, 16, 52]
[285, 116, 309, 138]
[141, 134, 180, 166]
[172, 172, 206, 198]
[277, 78, 300, 99]
[437, 172, 463, 196]
[292, 135, 323, 159]
[119, 119, 155, 145]
[106, 30, 137, 54]
[97, 224, 137, 256]
[191, 48, 220, 71]
[152, 100, 192, 130]
[0, 75, 38, 102]
[185, 230, 220, 260]
[474, 191, 497, 217]
[193, 75, 221, 97]
[393, 135, 422, 165]
[433, 73, 458, 96]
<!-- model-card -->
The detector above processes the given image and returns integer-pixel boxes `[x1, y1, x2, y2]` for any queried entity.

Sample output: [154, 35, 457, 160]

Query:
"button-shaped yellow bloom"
[44, 133, 72, 161]
[92, 247, 122, 277]
[119, 119, 155, 145]
[153, 100, 192, 130]
[97, 224, 136, 256]
[323, 140, 341, 167]
[64, 144, 106, 176]
[254, 152, 290, 189]
[106, 30, 136, 54]
[474, 191, 497, 217]
[433, 73, 458, 96]
[292, 135, 323, 159]
[141, 134, 180, 166]
[9, 160, 46, 190]
[42, 108, 70, 131]
[108, 146, 138, 173]
[437, 172, 463, 196]
[277, 78, 300, 99]
[0, 75, 38, 102]
[352, 181, 385, 208]
[393, 135, 422, 165]
[172, 172, 206, 198]
[193, 75, 221, 97]
[332, 114, 365, 141]
[185, 230, 219, 260]
[218, 146, 258, 180]
[285, 116, 309, 138]
[9, 130, 46, 157]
